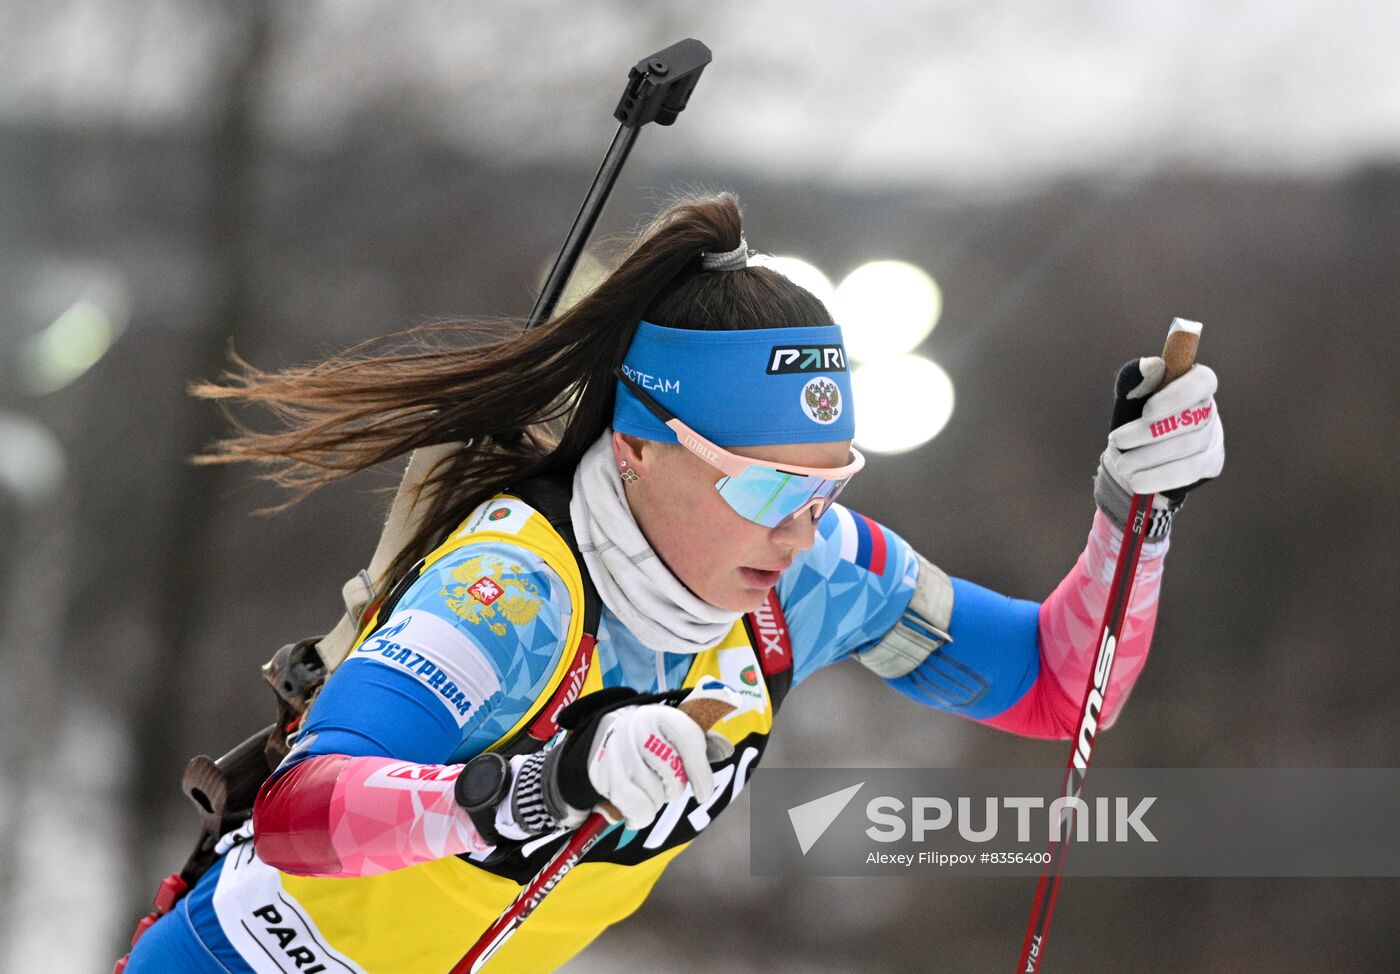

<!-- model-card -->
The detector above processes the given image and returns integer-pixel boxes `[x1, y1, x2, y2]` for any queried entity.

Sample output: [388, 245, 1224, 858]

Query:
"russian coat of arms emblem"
[801, 378, 841, 424]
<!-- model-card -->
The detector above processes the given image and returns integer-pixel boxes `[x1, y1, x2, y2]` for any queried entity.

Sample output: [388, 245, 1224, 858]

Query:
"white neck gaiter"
[570, 430, 741, 654]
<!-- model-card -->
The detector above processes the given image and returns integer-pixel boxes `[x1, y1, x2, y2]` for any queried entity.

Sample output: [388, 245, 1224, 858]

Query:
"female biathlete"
[121, 193, 1224, 972]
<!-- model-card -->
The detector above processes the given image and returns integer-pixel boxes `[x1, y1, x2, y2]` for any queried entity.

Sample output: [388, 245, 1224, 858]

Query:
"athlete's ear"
[612, 431, 655, 478]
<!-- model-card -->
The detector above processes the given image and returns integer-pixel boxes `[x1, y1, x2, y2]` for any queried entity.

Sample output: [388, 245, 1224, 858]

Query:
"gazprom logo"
[360, 617, 410, 649]
[767, 344, 847, 374]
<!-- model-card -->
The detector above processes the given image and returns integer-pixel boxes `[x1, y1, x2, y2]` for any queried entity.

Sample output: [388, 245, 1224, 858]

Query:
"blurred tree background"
[1, 2, 1396, 971]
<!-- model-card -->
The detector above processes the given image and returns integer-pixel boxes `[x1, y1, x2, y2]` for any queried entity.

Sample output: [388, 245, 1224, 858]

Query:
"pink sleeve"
[252, 753, 493, 877]
[977, 510, 1168, 739]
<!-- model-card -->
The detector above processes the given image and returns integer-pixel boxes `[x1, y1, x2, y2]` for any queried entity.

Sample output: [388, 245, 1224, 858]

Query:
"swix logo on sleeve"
[527, 633, 596, 741]
[767, 344, 848, 374]
[352, 610, 502, 727]
[749, 590, 793, 676]
[1148, 403, 1212, 439]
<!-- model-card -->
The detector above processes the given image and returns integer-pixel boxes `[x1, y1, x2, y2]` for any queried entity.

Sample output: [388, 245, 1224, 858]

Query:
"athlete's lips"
[739, 563, 790, 588]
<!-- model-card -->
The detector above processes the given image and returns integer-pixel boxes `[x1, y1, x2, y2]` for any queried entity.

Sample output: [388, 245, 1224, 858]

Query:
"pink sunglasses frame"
[615, 368, 866, 523]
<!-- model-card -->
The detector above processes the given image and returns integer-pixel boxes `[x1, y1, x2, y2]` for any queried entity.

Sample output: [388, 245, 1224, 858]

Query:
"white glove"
[1094, 357, 1225, 538]
[500, 681, 740, 837]
[1102, 359, 1225, 497]
[584, 702, 716, 829]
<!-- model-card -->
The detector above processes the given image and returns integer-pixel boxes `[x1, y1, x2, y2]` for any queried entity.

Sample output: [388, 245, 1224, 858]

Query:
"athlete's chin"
[724, 569, 780, 610]
[689, 579, 764, 614]
[683, 566, 781, 613]
[724, 591, 768, 613]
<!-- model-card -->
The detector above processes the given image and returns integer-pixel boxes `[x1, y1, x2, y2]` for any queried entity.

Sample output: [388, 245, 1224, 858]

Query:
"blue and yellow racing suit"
[127, 490, 1144, 973]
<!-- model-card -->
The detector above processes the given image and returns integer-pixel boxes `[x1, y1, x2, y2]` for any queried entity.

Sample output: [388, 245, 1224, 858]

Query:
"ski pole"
[1015, 318, 1201, 973]
[452, 694, 736, 974]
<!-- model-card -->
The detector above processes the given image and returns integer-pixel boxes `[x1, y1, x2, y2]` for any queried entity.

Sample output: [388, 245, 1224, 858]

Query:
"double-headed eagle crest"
[442, 555, 544, 635]
[803, 379, 841, 423]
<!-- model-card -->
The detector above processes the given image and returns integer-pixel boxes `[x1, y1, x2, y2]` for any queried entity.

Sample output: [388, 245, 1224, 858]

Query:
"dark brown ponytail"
[193, 191, 833, 586]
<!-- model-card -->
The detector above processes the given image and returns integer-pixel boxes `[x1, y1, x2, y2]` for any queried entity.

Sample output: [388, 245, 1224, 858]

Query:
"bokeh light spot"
[0, 412, 66, 504]
[834, 260, 942, 362]
[21, 300, 118, 395]
[852, 354, 955, 454]
[750, 254, 837, 312]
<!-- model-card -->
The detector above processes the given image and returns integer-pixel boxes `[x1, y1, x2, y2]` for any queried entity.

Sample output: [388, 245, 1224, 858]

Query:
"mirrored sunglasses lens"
[800, 478, 851, 523]
[718, 467, 834, 528]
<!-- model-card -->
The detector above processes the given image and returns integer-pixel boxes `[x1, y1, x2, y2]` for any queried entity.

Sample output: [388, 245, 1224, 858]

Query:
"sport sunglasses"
[614, 368, 865, 528]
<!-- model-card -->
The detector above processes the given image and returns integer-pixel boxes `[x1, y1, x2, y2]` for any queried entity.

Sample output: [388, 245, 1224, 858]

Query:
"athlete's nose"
[770, 504, 819, 553]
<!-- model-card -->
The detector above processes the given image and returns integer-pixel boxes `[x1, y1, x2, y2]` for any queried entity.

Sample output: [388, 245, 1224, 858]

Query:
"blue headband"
[613, 321, 855, 446]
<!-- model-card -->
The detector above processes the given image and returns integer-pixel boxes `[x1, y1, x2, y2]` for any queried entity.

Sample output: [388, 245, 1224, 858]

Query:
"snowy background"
[1, 1, 1397, 971]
